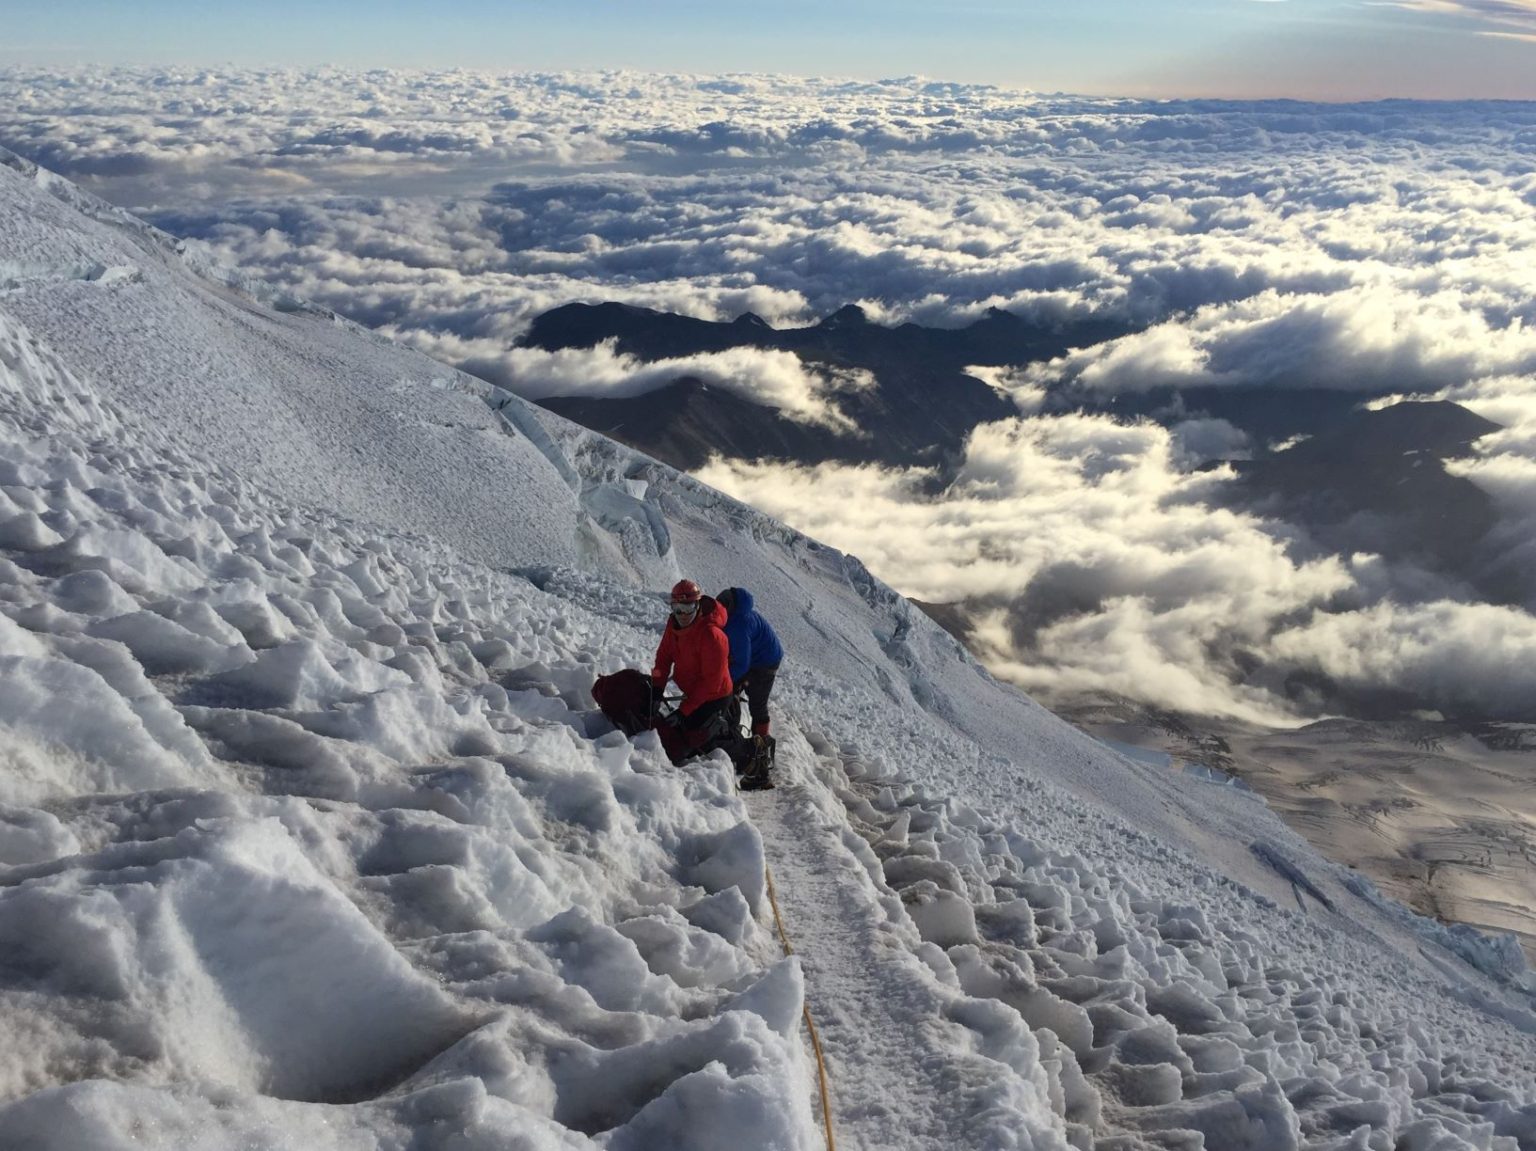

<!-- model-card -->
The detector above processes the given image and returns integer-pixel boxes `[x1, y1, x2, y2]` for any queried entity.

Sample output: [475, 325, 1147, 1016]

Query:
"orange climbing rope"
[764, 864, 837, 1151]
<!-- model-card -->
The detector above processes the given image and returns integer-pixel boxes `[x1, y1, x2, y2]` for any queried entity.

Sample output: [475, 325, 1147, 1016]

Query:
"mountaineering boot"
[739, 733, 776, 791]
[739, 765, 772, 791]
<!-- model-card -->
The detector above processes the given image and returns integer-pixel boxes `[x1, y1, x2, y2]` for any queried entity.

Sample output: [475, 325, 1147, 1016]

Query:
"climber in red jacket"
[651, 579, 734, 753]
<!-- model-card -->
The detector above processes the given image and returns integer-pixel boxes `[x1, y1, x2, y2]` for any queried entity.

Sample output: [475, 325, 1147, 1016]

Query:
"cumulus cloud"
[1268, 599, 1536, 716]
[697, 414, 1373, 724]
[1025, 285, 1536, 396]
[698, 411, 1536, 723]
[404, 336, 872, 430]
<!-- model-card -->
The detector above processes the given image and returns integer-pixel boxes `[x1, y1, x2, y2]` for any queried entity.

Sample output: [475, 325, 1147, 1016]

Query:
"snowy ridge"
[2, 152, 1535, 1149]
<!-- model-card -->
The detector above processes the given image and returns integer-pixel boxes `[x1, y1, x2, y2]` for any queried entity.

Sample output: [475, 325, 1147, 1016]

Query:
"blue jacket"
[721, 587, 783, 684]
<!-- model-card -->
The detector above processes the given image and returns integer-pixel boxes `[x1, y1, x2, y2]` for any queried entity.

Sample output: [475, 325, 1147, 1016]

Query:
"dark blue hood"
[719, 587, 781, 680]
[724, 587, 754, 618]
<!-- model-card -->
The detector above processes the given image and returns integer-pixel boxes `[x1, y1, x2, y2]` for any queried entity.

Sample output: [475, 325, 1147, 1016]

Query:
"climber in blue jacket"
[716, 587, 783, 744]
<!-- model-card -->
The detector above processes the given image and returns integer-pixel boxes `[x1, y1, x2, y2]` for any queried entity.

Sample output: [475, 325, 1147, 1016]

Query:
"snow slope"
[1, 147, 1534, 1150]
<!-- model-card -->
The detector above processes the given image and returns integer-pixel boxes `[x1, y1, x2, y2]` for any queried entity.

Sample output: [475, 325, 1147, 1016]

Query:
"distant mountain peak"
[1347, 399, 1501, 456]
[1227, 398, 1504, 594]
[820, 303, 869, 328]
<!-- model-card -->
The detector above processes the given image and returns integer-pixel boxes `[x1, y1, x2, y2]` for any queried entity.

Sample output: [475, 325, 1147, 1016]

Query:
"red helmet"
[670, 579, 702, 604]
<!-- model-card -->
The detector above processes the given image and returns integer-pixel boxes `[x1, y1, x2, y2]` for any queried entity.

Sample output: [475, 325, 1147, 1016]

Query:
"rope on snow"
[765, 863, 837, 1151]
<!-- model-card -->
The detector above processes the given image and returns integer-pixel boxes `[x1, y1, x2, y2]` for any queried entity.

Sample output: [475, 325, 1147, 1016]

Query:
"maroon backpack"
[591, 669, 661, 736]
[594, 671, 762, 773]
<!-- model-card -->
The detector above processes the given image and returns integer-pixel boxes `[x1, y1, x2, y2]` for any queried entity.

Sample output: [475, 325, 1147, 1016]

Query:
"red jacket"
[652, 596, 733, 715]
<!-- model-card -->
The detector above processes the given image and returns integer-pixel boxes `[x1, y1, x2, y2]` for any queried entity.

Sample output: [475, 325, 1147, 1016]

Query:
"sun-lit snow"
[2, 146, 1535, 1149]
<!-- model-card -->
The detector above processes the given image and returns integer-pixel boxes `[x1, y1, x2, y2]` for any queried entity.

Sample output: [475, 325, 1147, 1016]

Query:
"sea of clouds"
[4, 66, 1534, 723]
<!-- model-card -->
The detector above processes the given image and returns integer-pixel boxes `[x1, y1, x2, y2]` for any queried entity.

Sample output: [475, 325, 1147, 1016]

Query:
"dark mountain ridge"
[527, 307, 1504, 584]
[528, 301, 1129, 468]
[541, 376, 849, 471]
[525, 301, 1433, 471]
[522, 299, 1133, 373]
[1228, 400, 1503, 590]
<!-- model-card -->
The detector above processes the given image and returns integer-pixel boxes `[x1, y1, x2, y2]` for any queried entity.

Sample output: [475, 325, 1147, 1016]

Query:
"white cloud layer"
[402, 336, 872, 430]
[5, 68, 1535, 343]
[697, 411, 1536, 724]
[5, 67, 1534, 720]
[1028, 286, 1536, 396]
[695, 416, 1361, 724]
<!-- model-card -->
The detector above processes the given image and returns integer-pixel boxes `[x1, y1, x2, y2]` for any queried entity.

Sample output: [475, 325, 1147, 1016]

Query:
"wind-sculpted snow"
[805, 751, 1536, 1149]
[0, 323, 813, 1145]
[2, 152, 1535, 1149]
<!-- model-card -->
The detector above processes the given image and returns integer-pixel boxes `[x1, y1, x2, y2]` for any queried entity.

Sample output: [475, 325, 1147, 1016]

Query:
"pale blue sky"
[2, 0, 1535, 100]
